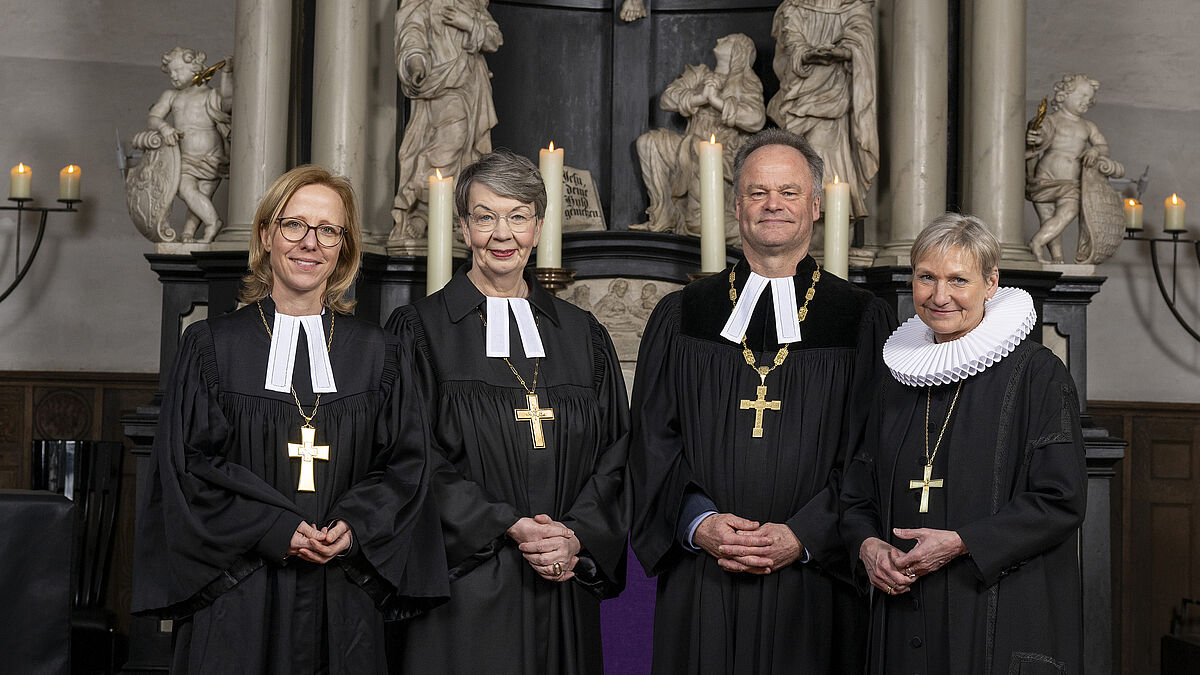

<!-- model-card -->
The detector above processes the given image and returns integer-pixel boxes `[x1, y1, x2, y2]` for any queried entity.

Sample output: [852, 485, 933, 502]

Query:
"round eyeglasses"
[467, 209, 538, 233]
[275, 217, 346, 247]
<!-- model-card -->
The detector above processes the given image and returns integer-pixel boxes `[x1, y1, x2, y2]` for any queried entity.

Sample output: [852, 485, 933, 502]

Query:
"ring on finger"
[886, 585, 893, 594]
[552, 561, 563, 577]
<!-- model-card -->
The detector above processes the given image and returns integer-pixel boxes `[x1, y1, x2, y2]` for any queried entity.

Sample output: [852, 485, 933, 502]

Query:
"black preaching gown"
[385, 269, 630, 675]
[133, 298, 448, 675]
[842, 337, 1087, 674]
[630, 257, 894, 674]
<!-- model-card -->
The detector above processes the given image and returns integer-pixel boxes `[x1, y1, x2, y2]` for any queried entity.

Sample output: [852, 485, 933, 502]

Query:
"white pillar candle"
[1164, 193, 1187, 232]
[823, 175, 850, 278]
[10, 163, 31, 200]
[59, 165, 81, 201]
[1123, 199, 1143, 231]
[537, 142, 565, 268]
[698, 134, 725, 273]
[426, 170, 453, 294]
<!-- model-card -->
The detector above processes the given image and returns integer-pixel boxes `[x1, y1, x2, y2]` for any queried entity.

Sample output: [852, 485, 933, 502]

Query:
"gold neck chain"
[257, 301, 335, 424]
[477, 309, 539, 395]
[728, 265, 820, 385]
[924, 380, 964, 468]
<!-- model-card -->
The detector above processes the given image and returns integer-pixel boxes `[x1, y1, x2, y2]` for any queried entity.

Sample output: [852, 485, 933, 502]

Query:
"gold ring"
[886, 585, 893, 594]
[552, 562, 563, 577]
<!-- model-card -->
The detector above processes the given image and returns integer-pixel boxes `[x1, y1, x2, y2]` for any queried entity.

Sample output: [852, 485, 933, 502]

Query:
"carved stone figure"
[620, 0, 646, 22]
[767, 0, 878, 219]
[126, 48, 232, 243]
[1025, 74, 1125, 264]
[593, 279, 639, 332]
[633, 33, 765, 241]
[391, 0, 502, 244]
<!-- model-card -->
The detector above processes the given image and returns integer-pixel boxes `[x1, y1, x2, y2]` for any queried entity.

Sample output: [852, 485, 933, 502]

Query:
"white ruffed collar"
[883, 287, 1037, 387]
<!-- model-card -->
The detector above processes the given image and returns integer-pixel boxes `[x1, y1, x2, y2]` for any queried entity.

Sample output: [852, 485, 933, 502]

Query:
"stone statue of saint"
[391, 0, 503, 244]
[1026, 74, 1125, 264]
[633, 33, 765, 241]
[126, 48, 232, 243]
[620, 0, 646, 22]
[767, 0, 878, 219]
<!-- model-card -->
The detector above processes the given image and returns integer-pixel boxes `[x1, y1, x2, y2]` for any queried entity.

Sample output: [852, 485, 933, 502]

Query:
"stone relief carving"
[1025, 74, 1125, 265]
[391, 0, 502, 247]
[565, 278, 678, 365]
[126, 48, 232, 243]
[619, 0, 646, 22]
[632, 33, 765, 242]
[767, 0, 878, 219]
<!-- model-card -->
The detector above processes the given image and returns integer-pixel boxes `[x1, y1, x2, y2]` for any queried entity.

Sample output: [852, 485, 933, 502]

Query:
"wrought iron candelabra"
[1124, 228, 1199, 343]
[1, 197, 80, 304]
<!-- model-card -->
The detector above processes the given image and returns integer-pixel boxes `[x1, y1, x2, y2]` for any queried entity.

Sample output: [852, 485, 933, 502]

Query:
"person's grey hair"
[454, 149, 547, 220]
[732, 128, 824, 198]
[910, 213, 1001, 276]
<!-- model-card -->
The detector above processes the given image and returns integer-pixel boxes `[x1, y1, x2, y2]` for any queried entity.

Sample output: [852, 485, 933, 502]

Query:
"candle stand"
[1124, 228, 1200, 342]
[533, 267, 576, 295]
[0, 198, 80, 304]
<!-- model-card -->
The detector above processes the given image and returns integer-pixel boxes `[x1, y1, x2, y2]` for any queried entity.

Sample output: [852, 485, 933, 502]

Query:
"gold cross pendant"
[514, 392, 555, 448]
[908, 464, 944, 513]
[739, 384, 781, 438]
[288, 424, 329, 492]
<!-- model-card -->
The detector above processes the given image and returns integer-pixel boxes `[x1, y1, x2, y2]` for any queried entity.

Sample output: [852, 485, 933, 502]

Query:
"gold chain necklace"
[478, 309, 554, 449]
[729, 265, 820, 438]
[258, 300, 335, 492]
[909, 380, 963, 513]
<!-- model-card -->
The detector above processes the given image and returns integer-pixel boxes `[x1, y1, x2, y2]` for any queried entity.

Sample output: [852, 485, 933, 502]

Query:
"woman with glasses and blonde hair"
[134, 165, 448, 674]
[386, 149, 630, 674]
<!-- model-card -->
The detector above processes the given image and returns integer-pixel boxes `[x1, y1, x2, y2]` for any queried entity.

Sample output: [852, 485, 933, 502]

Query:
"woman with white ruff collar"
[841, 213, 1086, 674]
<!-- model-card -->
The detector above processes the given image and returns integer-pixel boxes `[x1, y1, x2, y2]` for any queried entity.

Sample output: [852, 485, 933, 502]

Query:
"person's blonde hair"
[910, 212, 1000, 277]
[239, 165, 361, 314]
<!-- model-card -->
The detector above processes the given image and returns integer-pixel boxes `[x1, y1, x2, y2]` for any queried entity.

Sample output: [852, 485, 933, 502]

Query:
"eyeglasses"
[467, 208, 538, 233]
[274, 217, 345, 247]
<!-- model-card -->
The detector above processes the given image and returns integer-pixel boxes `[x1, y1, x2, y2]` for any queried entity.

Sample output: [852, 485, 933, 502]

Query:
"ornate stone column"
[877, 0, 947, 264]
[964, 0, 1035, 262]
[312, 0, 369, 196]
[223, 0, 293, 243]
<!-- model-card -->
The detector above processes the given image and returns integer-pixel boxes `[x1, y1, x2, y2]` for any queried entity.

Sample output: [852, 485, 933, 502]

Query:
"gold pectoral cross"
[909, 464, 944, 513]
[739, 384, 781, 439]
[514, 392, 555, 449]
[287, 424, 329, 492]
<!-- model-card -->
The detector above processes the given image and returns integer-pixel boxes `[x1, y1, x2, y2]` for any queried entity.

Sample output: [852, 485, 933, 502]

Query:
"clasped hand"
[288, 520, 352, 564]
[859, 527, 967, 595]
[509, 514, 580, 582]
[694, 513, 802, 575]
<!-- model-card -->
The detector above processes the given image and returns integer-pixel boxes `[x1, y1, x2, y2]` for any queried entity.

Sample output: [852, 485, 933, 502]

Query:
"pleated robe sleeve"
[628, 293, 691, 576]
[326, 333, 450, 619]
[785, 297, 895, 569]
[556, 315, 630, 599]
[133, 322, 306, 617]
[387, 306, 523, 576]
[955, 350, 1088, 586]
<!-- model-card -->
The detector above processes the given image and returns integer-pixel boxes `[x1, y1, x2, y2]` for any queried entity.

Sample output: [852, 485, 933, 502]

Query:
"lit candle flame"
[17, 163, 28, 173]
[435, 168, 443, 180]
[67, 165, 76, 174]
[833, 174, 841, 184]
[1171, 193, 1180, 205]
[549, 141, 555, 152]
[1128, 199, 1137, 206]
[709, 134, 717, 144]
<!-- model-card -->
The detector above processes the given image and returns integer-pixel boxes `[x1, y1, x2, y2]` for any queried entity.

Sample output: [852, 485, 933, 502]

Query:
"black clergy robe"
[841, 337, 1087, 674]
[630, 256, 894, 674]
[133, 298, 449, 675]
[385, 269, 629, 674]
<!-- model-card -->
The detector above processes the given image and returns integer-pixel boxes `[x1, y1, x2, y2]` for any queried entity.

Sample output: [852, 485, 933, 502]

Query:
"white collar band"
[883, 287, 1037, 387]
[485, 296, 546, 358]
[264, 311, 337, 394]
[720, 272, 803, 344]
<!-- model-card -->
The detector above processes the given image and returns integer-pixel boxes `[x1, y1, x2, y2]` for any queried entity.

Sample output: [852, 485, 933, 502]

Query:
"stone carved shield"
[125, 129, 181, 242]
[1077, 163, 1124, 264]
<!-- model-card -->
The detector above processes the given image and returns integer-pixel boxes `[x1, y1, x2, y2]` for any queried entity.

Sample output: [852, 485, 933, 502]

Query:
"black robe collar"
[441, 266, 561, 327]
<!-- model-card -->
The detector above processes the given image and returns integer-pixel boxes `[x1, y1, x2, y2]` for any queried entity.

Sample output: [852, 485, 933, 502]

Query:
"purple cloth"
[601, 542, 655, 674]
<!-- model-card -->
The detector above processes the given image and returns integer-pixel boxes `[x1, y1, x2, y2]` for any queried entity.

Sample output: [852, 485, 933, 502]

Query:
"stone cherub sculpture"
[125, 48, 232, 243]
[1026, 73, 1125, 264]
[391, 0, 502, 245]
[767, 0, 877, 219]
[633, 33, 765, 242]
